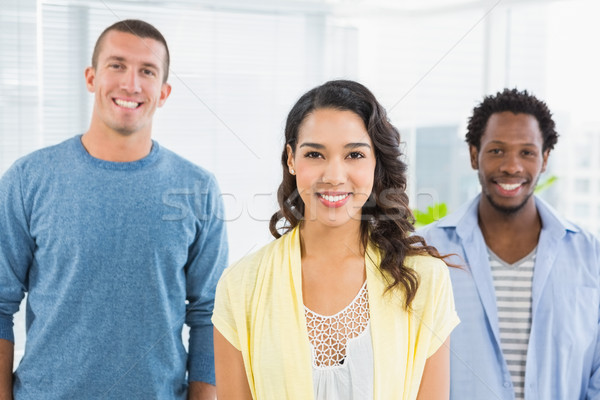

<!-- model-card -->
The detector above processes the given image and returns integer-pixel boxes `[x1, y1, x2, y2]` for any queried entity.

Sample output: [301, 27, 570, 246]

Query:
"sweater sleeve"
[184, 175, 228, 385]
[0, 164, 33, 342]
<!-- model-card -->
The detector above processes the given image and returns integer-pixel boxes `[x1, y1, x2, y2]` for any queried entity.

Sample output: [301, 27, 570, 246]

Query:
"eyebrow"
[106, 56, 159, 70]
[299, 142, 371, 149]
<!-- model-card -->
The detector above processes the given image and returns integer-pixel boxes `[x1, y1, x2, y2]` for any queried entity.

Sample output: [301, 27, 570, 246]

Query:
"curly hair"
[466, 88, 558, 151]
[269, 80, 446, 309]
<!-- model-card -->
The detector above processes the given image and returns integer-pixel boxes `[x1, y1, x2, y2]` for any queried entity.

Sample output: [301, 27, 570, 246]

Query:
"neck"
[81, 126, 152, 162]
[299, 219, 364, 260]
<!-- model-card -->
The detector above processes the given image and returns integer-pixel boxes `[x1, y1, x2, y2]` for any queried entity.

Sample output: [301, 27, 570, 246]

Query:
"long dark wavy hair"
[269, 80, 446, 308]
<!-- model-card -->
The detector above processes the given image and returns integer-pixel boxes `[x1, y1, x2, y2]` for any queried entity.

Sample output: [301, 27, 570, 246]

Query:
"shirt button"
[503, 382, 511, 388]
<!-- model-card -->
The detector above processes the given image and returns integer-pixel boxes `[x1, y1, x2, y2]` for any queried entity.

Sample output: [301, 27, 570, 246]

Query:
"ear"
[157, 82, 172, 108]
[469, 145, 479, 170]
[286, 144, 295, 173]
[541, 149, 550, 173]
[84, 66, 96, 93]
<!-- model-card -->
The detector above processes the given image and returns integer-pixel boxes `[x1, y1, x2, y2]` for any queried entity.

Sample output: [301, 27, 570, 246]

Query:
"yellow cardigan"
[213, 226, 459, 399]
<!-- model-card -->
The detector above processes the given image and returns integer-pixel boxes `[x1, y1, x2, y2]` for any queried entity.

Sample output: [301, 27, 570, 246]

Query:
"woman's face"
[287, 108, 376, 229]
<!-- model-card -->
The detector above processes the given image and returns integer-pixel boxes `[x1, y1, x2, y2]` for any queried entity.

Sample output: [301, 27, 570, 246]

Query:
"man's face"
[470, 111, 550, 215]
[85, 30, 171, 137]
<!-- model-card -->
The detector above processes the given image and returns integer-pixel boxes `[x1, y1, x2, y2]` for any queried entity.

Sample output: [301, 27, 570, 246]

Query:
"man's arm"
[0, 339, 13, 400]
[588, 325, 600, 399]
[0, 165, 34, 400]
[586, 243, 600, 399]
[185, 175, 229, 391]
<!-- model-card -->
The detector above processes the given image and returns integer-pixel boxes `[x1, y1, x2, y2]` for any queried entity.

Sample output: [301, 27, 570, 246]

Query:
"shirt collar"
[436, 194, 579, 236]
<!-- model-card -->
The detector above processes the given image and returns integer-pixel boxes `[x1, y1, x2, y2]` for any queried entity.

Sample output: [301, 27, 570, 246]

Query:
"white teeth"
[114, 99, 140, 109]
[499, 183, 521, 191]
[321, 194, 349, 202]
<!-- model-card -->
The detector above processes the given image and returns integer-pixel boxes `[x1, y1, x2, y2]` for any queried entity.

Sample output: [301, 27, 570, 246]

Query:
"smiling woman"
[212, 80, 460, 400]
[286, 107, 376, 229]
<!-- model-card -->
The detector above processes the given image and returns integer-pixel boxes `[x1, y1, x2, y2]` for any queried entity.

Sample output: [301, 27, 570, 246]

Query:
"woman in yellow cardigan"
[213, 80, 459, 399]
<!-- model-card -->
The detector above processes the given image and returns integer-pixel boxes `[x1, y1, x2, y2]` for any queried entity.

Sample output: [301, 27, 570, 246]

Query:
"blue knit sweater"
[0, 136, 228, 399]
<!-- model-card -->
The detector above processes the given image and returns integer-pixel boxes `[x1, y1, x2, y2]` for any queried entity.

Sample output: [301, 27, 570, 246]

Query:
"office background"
[2, 0, 600, 365]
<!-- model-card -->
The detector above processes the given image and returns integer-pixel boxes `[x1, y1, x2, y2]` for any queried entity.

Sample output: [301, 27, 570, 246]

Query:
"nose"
[322, 159, 346, 186]
[499, 151, 524, 175]
[121, 69, 141, 93]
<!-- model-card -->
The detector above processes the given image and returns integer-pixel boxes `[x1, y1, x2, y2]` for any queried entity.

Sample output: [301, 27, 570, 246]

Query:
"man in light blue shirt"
[418, 89, 600, 399]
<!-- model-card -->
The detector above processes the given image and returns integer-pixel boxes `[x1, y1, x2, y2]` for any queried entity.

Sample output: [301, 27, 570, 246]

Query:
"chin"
[112, 126, 139, 136]
[317, 214, 363, 229]
[486, 194, 532, 215]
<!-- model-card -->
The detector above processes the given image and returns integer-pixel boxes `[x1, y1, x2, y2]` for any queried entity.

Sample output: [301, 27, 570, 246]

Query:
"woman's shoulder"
[403, 254, 454, 314]
[218, 233, 291, 286]
[404, 253, 447, 273]
[404, 253, 451, 291]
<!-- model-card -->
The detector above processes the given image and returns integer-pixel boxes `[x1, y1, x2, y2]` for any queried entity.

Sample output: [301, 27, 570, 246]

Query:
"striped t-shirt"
[489, 248, 536, 400]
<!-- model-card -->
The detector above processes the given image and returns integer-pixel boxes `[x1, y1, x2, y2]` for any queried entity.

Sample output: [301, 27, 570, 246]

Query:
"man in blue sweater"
[418, 89, 600, 399]
[0, 20, 228, 399]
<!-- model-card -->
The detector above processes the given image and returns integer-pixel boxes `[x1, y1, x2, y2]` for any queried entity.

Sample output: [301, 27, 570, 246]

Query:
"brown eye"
[347, 151, 365, 159]
[304, 151, 322, 159]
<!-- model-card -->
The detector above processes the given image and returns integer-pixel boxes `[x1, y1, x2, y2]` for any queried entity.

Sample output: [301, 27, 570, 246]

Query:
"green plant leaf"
[535, 175, 557, 194]
[414, 202, 448, 228]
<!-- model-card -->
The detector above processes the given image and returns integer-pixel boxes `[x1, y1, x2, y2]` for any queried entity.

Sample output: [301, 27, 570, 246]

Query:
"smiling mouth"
[113, 98, 141, 109]
[497, 183, 522, 191]
[319, 193, 351, 203]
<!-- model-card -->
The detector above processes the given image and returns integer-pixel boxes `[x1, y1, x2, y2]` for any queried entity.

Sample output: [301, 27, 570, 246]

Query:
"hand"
[0, 339, 14, 400]
[188, 381, 216, 400]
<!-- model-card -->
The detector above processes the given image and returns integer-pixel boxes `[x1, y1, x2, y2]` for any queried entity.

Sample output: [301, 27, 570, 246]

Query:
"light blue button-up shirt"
[418, 195, 600, 400]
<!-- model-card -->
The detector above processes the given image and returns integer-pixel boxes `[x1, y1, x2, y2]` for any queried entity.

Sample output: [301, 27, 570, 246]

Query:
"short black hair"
[91, 19, 170, 83]
[466, 88, 558, 152]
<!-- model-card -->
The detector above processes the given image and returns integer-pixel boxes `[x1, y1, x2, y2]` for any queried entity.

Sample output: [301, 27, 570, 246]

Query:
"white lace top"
[304, 282, 374, 399]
